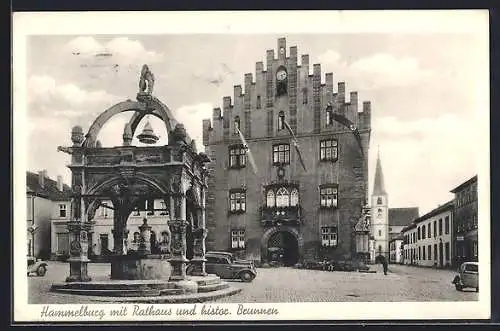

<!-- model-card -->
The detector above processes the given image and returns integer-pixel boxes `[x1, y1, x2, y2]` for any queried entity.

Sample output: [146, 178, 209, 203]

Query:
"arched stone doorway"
[261, 226, 302, 267]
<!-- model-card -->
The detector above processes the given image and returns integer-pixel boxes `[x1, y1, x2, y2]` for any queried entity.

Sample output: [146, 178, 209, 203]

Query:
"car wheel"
[240, 271, 254, 282]
[36, 266, 46, 277]
[455, 284, 463, 291]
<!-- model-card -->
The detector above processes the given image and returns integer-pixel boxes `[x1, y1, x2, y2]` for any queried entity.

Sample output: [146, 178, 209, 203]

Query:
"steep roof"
[413, 200, 454, 224]
[389, 207, 419, 226]
[372, 149, 387, 195]
[26, 171, 72, 201]
[450, 175, 478, 193]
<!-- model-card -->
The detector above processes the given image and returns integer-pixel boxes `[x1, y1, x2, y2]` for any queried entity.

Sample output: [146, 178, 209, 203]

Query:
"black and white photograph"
[13, 10, 490, 322]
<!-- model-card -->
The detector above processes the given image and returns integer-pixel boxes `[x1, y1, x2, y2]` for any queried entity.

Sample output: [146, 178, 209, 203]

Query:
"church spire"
[373, 146, 387, 195]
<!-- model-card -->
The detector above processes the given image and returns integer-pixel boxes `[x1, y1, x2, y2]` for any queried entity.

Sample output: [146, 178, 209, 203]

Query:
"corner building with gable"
[202, 38, 372, 266]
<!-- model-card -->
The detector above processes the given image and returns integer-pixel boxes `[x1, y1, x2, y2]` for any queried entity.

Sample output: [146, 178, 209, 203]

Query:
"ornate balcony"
[260, 205, 302, 227]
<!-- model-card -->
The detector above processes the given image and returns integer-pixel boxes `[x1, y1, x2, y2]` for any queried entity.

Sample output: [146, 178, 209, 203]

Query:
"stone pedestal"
[190, 228, 207, 276]
[138, 218, 152, 256]
[112, 229, 129, 255]
[168, 219, 189, 280]
[65, 221, 94, 282]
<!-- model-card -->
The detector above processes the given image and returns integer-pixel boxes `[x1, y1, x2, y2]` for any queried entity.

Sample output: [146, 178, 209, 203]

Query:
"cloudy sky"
[21, 12, 488, 215]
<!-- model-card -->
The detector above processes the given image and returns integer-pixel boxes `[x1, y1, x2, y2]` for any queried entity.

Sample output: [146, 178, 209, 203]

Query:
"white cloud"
[316, 51, 433, 90]
[369, 113, 477, 213]
[65, 36, 163, 65]
[27, 74, 124, 120]
[173, 103, 214, 151]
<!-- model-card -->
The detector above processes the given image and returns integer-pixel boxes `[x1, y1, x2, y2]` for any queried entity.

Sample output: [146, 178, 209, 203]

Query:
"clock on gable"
[276, 66, 288, 97]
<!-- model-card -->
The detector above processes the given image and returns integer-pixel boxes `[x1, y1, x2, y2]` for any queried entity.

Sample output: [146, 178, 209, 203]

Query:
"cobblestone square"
[28, 262, 478, 304]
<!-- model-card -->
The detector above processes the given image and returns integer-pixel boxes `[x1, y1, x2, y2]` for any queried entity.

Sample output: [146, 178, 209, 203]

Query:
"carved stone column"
[190, 227, 207, 276]
[168, 192, 189, 280]
[138, 218, 152, 256]
[65, 218, 94, 282]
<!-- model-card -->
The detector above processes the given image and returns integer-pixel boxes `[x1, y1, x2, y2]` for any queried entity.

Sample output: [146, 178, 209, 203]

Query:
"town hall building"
[202, 37, 372, 265]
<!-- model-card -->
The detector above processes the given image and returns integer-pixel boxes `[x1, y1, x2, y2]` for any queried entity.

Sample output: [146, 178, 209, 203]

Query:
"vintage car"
[187, 251, 257, 282]
[27, 256, 48, 276]
[452, 262, 479, 292]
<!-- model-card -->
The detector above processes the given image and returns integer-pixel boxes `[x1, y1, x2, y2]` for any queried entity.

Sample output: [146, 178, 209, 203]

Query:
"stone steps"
[50, 275, 229, 298]
[197, 282, 230, 293]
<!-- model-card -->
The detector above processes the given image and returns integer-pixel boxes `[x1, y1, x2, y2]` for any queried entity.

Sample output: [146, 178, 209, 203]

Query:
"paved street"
[28, 262, 478, 304]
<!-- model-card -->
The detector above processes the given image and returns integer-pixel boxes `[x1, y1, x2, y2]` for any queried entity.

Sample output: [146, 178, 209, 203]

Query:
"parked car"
[27, 256, 48, 276]
[187, 251, 257, 282]
[452, 262, 478, 292]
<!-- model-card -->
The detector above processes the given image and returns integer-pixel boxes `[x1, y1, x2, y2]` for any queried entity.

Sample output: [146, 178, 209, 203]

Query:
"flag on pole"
[326, 103, 364, 154]
[283, 120, 307, 173]
[236, 127, 258, 175]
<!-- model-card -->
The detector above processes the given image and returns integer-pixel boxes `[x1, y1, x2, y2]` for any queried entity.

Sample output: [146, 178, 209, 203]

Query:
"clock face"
[276, 70, 287, 81]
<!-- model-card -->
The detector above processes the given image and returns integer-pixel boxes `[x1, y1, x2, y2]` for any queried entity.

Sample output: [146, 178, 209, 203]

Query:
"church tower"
[371, 148, 389, 261]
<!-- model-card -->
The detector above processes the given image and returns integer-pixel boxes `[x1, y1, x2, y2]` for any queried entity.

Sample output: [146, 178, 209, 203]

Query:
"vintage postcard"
[12, 10, 490, 322]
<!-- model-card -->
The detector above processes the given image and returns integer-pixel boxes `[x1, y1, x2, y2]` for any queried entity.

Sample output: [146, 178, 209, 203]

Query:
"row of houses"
[389, 175, 478, 269]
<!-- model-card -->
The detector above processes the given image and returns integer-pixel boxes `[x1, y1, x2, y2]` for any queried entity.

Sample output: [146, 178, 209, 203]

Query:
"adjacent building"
[202, 37, 372, 265]
[51, 198, 173, 261]
[26, 171, 72, 259]
[389, 234, 404, 264]
[451, 175, 478, 266]
[401, 201, 454, 268]
[369, 150, 419, 262]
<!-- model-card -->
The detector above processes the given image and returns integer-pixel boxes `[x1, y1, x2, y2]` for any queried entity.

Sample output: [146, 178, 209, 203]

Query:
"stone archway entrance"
[261, 226, 302, 267]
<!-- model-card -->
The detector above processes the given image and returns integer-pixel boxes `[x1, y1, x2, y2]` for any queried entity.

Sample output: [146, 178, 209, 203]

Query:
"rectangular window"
[439, 218, 443, 236]
[320, 185, 338, 208]
[231, 229, 245, 249]
[423, 246, 426, 260]
[422, 225, 426, 239]
[273, 144, 290, 165]
[229, 190, 246, 213]
[320, 139, 338, 161]
[428, 245, 432, 260]
[434, 244, 438, 260]
[428, 224, 431, 238]
[417, 227, 421, 240]
[445, 216, 450, 234]
[59, 204, 67, 218]
[445, 242, 450, 261]
[433, 221, 437, 238]
[256, 95, 262, 109]
[321, 226, 338, 247]
[229, 145, 247, 169]
[303, 89, 308, 104]
[418, 246, 421, 260]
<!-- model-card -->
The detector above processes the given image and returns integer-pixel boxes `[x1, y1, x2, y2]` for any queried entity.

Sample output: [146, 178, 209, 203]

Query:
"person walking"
[381, 255, 388, 275]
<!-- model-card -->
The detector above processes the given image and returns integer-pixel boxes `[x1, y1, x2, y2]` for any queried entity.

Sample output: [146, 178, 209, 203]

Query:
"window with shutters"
[320, 184, 338, 208]
[229, 189, 246, 213]
[321, 226, 338, 247]
[229, 144, 247, 169]
[231, 229, 246, 249]
[272, 144, 290, 165]
[320, 139, 338, 161]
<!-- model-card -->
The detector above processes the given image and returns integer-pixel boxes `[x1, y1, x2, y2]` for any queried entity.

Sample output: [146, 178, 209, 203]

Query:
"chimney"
[38, 170, 47, 188]
[57, 175, 63, 191]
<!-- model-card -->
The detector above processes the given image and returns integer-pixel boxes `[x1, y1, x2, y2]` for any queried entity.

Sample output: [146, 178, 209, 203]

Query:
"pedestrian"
[381, 255, 388, 275]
